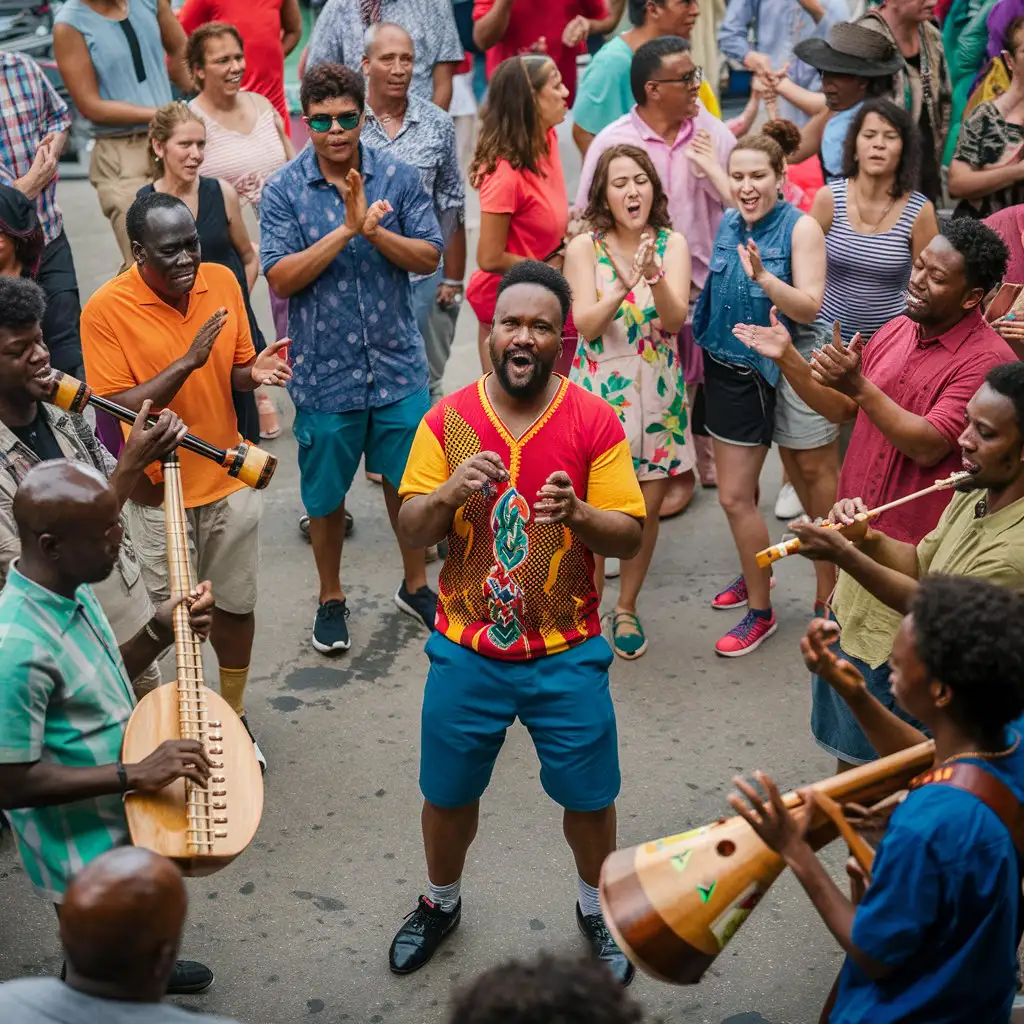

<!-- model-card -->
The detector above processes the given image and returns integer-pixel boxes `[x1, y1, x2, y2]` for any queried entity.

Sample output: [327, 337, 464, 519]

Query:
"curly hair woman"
[564, 144, 692, 659]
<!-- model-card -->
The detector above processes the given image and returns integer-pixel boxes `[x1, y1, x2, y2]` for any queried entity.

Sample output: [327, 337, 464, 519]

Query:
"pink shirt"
[838, 309, 1014, 545]
[575, 106, 736, 290]
[985, 205, 1024, 283]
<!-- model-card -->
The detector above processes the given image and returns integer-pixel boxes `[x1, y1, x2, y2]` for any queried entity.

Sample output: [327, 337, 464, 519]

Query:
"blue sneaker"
[312, 599, 350, 654]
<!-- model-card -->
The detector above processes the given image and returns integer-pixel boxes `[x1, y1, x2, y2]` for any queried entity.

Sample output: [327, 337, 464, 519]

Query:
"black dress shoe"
[167, 959, 214, 994]
[389, 895, 461, 974]
[576, 903, 635, 987]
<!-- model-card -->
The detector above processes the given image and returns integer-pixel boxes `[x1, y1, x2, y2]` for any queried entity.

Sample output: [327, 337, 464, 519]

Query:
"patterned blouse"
[953, 101, 1024, 218]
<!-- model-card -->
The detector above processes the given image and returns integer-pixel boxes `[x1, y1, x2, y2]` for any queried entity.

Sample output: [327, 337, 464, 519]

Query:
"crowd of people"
[3, 0, 1024, 1020]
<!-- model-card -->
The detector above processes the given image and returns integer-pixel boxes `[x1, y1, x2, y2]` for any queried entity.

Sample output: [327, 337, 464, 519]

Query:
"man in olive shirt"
[789, 362, 1024, 764]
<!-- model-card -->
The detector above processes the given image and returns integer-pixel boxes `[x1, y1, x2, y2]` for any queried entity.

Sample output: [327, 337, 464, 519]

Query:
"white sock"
[578, 876, 601, 918]
[427, 877, 461, 913]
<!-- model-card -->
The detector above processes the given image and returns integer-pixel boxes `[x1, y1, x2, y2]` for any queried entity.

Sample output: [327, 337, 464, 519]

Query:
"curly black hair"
[448, 953, 645, 1024]
[0, 276, 46, 329]
[984, 361, 1024, 435]
[300, 61, 365, 115]
[840, 98, 921, 199]
[125, 191, 190, 247]
[942, 218, 1010, 295]
[911, 575, 1024, 740]
[495, 260, 572, 327]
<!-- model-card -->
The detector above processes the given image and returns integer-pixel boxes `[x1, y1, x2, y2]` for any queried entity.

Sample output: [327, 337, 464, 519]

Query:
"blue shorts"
[293, 387, 430, 518]
[420, 633, 620, 811]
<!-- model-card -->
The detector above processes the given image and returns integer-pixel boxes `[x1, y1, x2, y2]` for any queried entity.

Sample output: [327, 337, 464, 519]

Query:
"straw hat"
[793, 22, 904, 77]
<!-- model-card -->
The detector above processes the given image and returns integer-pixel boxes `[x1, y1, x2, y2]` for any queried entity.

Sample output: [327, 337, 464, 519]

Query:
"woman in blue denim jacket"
[693, 125, 828, 658]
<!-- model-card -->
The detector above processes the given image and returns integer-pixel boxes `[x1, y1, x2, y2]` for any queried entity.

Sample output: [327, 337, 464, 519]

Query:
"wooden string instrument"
[47, 370, 277, 490]
[121, 453, 264, 876]
[599, 740, 935, 984]
[755, 471, 973, 568]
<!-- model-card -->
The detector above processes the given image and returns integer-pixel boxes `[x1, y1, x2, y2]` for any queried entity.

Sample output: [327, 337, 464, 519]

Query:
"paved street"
[0, 138, 850, 1023]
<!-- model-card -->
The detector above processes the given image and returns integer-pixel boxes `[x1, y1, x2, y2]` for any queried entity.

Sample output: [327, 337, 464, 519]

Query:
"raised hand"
[810, 329, 865, 396]
[533, 470, 580, 525]
[633, 233, 660, 282]
[186, 308, 228, 370]
[341, 168, 368, 235]
[799, 618, 868, 704]
[561, 15, 589, 46]
[733, 305, 791, 360]
[440, 451, 509, 509]
[362, 198, 393, 239]
[684, 128, 719, 179]
[121, 399, 189, 469]
[737, 239, 764, 282]
[250, 338, 292, 387]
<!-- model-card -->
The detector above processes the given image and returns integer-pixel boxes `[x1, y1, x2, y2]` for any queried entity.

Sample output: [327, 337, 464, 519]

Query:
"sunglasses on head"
[305, 111, 361, 132]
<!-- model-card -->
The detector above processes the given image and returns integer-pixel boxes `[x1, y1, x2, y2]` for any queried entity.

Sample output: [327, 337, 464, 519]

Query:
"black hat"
[793, 22, 903, 77]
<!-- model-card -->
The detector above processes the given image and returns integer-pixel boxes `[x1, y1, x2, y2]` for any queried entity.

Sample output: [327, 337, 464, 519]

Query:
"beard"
[490, 343, 556, 400]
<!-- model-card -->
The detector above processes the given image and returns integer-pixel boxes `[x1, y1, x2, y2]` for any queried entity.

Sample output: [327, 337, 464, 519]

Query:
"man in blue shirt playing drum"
[731, 574, 1024, 1023]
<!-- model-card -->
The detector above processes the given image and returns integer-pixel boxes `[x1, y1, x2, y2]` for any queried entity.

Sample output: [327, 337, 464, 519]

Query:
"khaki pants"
[91, 557, 161, 695]
[88, 134, 152, 267]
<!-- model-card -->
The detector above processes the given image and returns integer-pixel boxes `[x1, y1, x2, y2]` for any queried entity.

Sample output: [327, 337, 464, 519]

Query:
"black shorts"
[702, 353, 776, 448]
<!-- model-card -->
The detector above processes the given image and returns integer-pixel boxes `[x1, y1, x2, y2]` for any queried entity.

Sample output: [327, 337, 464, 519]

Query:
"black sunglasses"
[649, 66, 704, 87]
[305, 111, 361, 132]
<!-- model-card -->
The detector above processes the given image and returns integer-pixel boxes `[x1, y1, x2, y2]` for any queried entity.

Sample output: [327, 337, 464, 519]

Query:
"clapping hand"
[341, 168, 368, 236]
[684, 128, 718, 180]
[810, 323, 865, 396]
[440, 452, 509, 509]
[250, 338, 292, 387]
[737, 239, 765, 283]
[534, 471, 581, 525]
[733, 305, 791, 360]
[562, 15, 590, 47]
[362, 199, 392, 239]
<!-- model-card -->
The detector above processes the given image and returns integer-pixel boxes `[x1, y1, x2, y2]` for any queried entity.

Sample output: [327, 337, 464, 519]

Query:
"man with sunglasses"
[260, 62, 444, 657]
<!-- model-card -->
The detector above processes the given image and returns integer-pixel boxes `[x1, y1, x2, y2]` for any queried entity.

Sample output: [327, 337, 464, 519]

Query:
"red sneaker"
[715, 609, 777, 657]
[711, 574, 775, 610]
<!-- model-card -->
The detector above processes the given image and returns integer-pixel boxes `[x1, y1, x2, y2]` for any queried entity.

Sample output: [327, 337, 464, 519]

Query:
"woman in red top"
[467, 55, 570, 371]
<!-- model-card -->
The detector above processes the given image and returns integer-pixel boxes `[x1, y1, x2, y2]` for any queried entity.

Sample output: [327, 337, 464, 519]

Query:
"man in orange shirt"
[80, 191, 290, 771]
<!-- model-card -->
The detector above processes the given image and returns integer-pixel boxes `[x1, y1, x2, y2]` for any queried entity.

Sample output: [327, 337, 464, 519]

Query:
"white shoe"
[774, 483, 804, 521]
[605, 558, 621, 579]
[240, 715, 267, 775]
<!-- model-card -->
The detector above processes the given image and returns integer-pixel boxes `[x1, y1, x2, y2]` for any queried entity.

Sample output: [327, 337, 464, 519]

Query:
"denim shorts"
[293, 386, 430, 518]
[419, 633, 620, 811]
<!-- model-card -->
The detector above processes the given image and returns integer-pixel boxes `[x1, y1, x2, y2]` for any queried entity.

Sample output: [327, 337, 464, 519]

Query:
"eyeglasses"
[649, 66, 704, 87]
[304, 111, 361, 132]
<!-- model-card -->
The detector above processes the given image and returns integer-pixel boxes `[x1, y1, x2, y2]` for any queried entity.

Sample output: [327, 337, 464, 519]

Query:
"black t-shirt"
[11, 408, 63, 461]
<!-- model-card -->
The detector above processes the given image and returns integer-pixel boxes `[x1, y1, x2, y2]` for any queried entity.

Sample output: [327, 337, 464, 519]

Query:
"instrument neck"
[162, 455, 205, 700]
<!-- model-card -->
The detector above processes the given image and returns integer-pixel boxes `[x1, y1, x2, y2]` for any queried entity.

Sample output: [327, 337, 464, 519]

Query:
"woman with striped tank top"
[810, 99, 938, 344]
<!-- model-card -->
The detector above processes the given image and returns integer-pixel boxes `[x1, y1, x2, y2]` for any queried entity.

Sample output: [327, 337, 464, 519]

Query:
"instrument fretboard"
[162, 454, 222, 853]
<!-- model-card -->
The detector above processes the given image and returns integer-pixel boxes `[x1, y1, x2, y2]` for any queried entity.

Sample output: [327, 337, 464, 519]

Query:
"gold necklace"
[940, 732, 1021, 766]
[851, 180, 896, 232]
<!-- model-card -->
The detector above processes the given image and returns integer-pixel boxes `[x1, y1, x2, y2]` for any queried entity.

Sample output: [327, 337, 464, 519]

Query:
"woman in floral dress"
[564, 144, 692, 660]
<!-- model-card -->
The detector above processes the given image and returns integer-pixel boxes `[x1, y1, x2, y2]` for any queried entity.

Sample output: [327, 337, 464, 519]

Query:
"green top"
[0, 563, 134, 902]
[833, 489, 1024, 668]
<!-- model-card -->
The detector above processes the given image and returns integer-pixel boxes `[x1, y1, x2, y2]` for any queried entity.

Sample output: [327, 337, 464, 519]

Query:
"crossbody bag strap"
[910, 761, 1024, 857]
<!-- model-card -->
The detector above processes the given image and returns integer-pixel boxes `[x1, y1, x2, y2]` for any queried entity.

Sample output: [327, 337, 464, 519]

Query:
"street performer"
[0, 461, 217, 993]
[735, 219, 1014, 767]
[389, 261, 646, 983]
[788, 362, 1024, 765]
[731, 575, 1024, 1023]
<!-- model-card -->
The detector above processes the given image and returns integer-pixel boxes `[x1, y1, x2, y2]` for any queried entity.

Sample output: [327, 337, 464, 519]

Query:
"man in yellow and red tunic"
[389, 261, 646, 984]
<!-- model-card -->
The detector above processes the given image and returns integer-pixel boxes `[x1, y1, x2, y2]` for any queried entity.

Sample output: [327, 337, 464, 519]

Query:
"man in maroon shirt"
[735, 217, 1013, 767]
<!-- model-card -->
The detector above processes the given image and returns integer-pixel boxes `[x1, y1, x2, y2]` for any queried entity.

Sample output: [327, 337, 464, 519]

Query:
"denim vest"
[694, 202, 805, 387]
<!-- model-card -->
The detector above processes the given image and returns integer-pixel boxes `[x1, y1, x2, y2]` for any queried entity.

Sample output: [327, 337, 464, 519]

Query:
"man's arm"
[304, 0, 345, 70]
[718, 0, 757, 63]
[53, 24, 159, 126]
[280, 0, 303, 56]
[432, 62, 456, 111]
[373, 170, 443, 275]
[265, 224, 357, 296]
[367, 226, 441, 276]
[473, 0, 515, 51]
[560, 500, 643, 559]
[157, 0, 191, 95]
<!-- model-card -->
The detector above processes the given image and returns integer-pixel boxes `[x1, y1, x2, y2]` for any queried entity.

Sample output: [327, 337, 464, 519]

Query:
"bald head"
[363, 21, 414, 58]
[61, 848, 186, 995]
[362, 22, 414, 102]
[14, 461, 122, 589]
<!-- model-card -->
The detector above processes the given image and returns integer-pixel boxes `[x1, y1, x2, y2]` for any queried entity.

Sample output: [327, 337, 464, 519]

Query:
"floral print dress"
[570, 229, 694, 480]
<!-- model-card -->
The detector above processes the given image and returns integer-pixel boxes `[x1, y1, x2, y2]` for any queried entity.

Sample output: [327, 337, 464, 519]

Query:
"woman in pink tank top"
[186, 21, 295, 437]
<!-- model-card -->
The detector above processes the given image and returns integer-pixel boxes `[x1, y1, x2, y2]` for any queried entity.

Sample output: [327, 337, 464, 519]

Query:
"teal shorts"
[293, 387, 430, 518]
[419, 632, 620, 811]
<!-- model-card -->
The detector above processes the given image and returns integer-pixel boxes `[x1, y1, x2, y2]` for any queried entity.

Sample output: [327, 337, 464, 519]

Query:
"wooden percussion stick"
[756, 472, 972, 568]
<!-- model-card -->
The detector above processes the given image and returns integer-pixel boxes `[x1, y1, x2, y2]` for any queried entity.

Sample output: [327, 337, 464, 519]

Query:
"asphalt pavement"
[0, 129, 849, 1023]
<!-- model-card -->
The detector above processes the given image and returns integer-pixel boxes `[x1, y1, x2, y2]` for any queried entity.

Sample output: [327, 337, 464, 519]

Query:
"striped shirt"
[0, 52, 72, 244]
[820, 178, 927, 342]
[0, 565, 134, 902]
